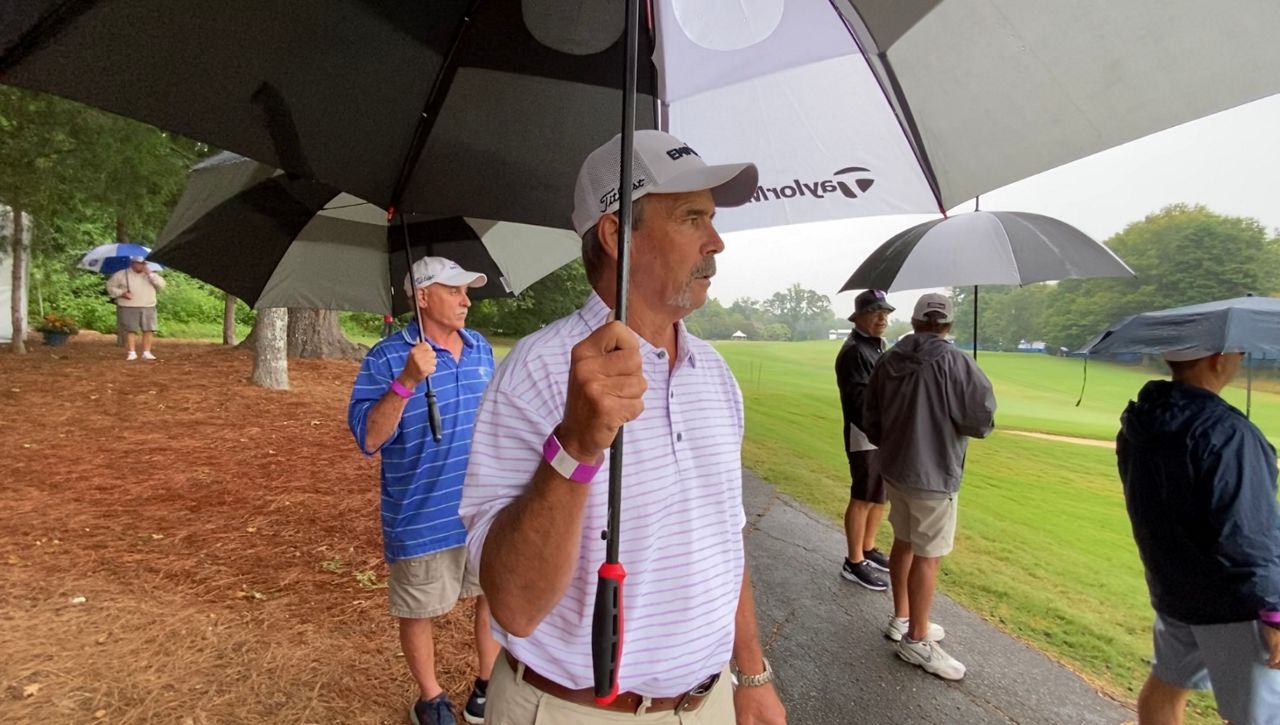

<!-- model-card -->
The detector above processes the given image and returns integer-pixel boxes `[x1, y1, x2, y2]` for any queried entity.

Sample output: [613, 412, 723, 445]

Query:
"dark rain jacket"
[863, 333, 996, 494]
[835, 329, 883, 451]
[1117, 380, 1280, 624]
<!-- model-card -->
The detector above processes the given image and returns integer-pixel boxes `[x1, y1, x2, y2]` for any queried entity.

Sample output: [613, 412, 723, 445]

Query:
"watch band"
[542, 431, 601, 484]
[390, 379, 414, 399]
[731, 657, 774, 688]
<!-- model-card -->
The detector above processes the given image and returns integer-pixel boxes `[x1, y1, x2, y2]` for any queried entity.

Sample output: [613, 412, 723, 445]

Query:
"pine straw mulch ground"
[0, 333, 479, 724]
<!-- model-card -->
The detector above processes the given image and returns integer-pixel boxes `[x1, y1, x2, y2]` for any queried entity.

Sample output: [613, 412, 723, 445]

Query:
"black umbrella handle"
[424, 385, 443, 443]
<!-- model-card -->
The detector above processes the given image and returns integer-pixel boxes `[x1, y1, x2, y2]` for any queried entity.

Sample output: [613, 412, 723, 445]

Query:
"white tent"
[731, 330, 748, 340]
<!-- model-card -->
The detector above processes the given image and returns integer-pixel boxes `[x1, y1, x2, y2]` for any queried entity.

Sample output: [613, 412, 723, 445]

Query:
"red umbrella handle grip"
[592, 562, 626, 704]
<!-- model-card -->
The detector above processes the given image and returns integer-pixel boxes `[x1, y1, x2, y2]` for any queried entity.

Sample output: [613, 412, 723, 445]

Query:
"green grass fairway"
[715, 342, 1278, 721]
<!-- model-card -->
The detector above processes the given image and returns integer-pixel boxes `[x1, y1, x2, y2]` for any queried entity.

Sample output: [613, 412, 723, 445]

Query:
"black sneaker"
[463, 678, 487, 724]
[410, 694, 457, 725]
[841, 559, 888, 591]
[863, 548, 890, 572]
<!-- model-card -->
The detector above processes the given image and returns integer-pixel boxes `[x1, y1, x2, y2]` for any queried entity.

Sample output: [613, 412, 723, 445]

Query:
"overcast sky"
[713, 94, 1280, 322]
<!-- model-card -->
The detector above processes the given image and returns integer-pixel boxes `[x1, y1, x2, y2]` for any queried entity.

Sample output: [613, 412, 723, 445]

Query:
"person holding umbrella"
[347, 256, 499, 725]
[105, 255, 166, 361]
[459, 131, 785, 724]
[835, 289, 895, 591]
[864, 294, 996, 681]
[1117, 350, 1280, 724]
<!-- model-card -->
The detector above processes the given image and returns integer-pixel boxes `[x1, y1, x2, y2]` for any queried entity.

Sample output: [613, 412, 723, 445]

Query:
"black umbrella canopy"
[151, 154, 582, 315]
[1, 1, 657, 227]
[1078, 296, 1280, 358]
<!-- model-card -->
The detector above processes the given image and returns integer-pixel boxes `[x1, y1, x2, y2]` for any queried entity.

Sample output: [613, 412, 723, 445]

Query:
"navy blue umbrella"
[1079, 295, 1280, 416]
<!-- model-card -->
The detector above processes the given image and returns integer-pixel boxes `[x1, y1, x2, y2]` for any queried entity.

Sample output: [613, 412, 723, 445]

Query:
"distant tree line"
[685, 282, 845, 341]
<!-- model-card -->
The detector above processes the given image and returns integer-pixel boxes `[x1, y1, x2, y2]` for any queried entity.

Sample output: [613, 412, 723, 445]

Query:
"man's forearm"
[733, 566, 767, 673]
[480, 463, 590, 637]
[363, 389, 411, 452]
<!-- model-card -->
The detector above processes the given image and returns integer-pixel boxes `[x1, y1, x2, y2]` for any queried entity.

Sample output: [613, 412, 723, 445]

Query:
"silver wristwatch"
[730, 657, 774, 688]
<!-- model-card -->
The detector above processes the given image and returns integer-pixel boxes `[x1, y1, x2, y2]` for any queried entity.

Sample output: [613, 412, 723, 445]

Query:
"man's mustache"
[691, 256, 716, 279]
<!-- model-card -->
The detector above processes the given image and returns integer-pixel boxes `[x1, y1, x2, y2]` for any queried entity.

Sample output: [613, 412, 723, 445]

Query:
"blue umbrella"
[78, 243, 162, 276]
[1079, 295, 1280, 416]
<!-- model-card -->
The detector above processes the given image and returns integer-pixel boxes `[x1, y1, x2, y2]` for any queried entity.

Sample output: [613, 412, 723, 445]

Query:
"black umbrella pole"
[593, 0, 640, 705]
[397, 212, 443, 443]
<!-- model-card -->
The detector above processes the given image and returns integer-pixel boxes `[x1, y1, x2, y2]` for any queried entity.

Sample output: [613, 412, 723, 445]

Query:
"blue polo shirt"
[347, 322, 494, 561]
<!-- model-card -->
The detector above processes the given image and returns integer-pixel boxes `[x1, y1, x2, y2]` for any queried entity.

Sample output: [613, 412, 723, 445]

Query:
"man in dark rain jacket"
[1117, 349, 1280, 724]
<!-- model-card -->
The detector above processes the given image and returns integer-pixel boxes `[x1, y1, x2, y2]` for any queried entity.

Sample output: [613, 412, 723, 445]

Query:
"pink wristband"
[1260, 610, 1280, 625]
[543, 432, 601, 484]
[390, 380, 414, 399]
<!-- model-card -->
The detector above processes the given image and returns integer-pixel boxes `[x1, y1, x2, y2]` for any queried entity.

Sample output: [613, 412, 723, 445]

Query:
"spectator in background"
[348, 256, 499, 725]
[835, 289, 895, 591]
[864, 293, 996, 682]
[106, 255, 166, 361]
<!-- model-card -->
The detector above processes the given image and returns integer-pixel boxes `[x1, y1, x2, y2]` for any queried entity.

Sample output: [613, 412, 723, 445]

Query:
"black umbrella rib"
[829, 1, 945, 215]
[0, 0, 96, 76]
[386, 0, 482, 213]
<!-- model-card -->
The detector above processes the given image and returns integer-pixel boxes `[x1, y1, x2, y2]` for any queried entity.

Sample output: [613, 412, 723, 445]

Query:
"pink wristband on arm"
[390, 380, 414, 399]
[543, 431, 601, 484]
[1260, 610, 1280, 625]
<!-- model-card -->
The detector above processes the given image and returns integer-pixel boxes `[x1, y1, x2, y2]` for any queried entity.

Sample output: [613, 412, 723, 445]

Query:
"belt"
[506, 651, 720, 714]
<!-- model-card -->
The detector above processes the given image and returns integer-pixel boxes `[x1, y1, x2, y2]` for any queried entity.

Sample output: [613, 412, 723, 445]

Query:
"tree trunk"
[222, 293, 237, 345]
[250, 307, 289, 389]
[115, 215, 126, 243]
[286, 308, 363, 360]
[10, 209, 29, 355]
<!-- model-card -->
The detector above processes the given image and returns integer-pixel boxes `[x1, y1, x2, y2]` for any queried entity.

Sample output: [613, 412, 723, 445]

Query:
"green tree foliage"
[762, 283, 834, 341]
[950, 204, 1280, 352]
[466, 260, 593, 337]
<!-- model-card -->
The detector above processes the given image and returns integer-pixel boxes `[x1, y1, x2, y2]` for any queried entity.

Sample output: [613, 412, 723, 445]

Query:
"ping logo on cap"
[666, 144, 700, 161]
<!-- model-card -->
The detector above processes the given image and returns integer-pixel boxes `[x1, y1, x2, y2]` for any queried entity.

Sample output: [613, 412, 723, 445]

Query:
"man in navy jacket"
[1117, 349, 1280, 724]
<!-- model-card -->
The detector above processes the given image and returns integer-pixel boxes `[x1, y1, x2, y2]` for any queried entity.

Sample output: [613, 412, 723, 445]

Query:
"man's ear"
[596, 213, 621, 264]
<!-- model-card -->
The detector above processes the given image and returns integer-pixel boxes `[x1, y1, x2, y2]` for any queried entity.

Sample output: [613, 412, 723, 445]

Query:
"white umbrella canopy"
[662, 0, 1280, 232]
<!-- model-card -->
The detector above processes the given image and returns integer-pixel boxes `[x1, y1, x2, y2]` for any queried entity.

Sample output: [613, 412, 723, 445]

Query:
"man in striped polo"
[348, 256, 500, 725]
[460, 131, 786, 724]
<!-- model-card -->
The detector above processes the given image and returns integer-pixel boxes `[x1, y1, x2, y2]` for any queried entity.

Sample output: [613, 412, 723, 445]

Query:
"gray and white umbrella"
[153, 153, 582, 315]
[841, 211, 1135, 355]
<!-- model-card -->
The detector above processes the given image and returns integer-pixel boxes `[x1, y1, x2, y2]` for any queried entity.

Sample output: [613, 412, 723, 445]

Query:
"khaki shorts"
[117, 305, 158, 333]
[388, 546, 481, 619]
[886, 483, 958, 558]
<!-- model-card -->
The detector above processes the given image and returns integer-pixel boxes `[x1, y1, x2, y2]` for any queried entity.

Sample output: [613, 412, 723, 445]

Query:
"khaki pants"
[486, 651, 735, 725]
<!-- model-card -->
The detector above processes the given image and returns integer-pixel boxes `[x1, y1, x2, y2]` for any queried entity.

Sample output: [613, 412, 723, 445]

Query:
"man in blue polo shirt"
[348, 256, 499, 725]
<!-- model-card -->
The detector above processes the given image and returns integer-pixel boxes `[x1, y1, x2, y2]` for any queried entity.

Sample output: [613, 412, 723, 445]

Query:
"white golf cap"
[128, 255, 146, 263]
[404, 256, 487, 298]
[571, 130, 758, 236]
[912, 293, 955, 323]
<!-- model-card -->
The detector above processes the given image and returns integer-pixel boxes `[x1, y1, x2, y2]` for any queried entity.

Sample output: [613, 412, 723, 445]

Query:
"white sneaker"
[125, 351, 138, 361]
[141, 351, 157, 361]
[885, 615, 945, 642]
[896, 638, 966, 681]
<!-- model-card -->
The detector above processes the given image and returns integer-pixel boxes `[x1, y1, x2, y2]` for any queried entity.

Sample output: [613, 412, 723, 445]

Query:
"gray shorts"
[117, 306, 158, 332]
[388, 546, 481, 619]
[1151, 614, 1280, 723]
